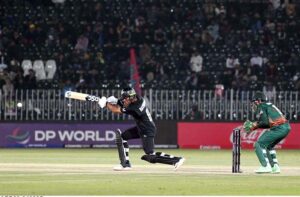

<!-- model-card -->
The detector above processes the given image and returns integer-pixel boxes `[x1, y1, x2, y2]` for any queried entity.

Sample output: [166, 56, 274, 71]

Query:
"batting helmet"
[120, 87, 136, 100]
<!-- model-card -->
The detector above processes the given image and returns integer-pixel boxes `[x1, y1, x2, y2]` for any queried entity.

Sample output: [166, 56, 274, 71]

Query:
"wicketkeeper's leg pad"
[268, 149, 278, 165]
[254, 142, 270, 167]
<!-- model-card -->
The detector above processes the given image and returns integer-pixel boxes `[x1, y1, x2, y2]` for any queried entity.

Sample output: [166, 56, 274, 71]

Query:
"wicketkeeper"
[98, 87, 185, 171]
[243, 91, 291, 174]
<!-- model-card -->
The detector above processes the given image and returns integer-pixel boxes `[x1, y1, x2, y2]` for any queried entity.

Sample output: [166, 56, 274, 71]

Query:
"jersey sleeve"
[117, 99, 128, 114]
[116, 98, 143, 116]
[256, 105, 270, 128]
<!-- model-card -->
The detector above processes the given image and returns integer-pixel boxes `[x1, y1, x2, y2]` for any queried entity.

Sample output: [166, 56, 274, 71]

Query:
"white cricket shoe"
[255, 164, 272, 174]
[174, 157, 185, 171]
[271, 164, 281, 174]
[113, 164, 132, 171]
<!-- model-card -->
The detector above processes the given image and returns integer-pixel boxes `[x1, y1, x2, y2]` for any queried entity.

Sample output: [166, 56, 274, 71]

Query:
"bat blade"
[64, 91, 100, 102]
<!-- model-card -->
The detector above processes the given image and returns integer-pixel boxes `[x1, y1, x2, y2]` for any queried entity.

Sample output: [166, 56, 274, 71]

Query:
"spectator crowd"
[0, 0, 299, 93]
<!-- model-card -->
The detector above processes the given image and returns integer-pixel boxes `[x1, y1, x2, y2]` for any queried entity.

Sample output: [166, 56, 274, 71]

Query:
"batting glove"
[98, 96, 107, 108]
[107, 96, 118, 104]
[243, 120, 254, 134]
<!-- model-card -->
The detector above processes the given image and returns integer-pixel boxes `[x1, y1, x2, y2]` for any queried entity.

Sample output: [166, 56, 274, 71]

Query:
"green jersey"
[254, 102, 287, 128]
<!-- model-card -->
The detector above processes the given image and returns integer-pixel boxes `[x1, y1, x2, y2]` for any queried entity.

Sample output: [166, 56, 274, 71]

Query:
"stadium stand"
[0, 0, 299, 91]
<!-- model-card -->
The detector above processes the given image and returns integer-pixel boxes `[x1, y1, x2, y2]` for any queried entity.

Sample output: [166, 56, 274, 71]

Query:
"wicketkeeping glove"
[243, 120, 254, 134]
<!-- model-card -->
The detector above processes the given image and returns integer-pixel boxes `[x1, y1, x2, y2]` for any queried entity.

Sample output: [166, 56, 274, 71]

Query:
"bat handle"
[85, 95, 101, 102]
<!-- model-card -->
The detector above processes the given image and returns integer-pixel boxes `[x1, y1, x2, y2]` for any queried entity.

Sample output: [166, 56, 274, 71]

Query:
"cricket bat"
[64, 91, 100, 102]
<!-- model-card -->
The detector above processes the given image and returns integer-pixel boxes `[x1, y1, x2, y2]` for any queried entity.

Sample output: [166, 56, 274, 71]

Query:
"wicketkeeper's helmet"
[251, 91, 267, 102]
[120, 87, 136, 100]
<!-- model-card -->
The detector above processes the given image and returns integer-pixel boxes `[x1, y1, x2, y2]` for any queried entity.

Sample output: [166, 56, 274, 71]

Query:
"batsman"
[98, 87, 185, 171]
[243, 91, 291, 174]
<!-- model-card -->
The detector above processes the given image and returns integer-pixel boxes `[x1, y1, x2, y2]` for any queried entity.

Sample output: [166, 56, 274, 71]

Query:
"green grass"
[0, 149, 300, 195]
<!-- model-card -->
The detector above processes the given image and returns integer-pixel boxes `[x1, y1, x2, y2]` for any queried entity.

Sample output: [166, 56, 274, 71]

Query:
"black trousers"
[121, 126, 155, 154]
